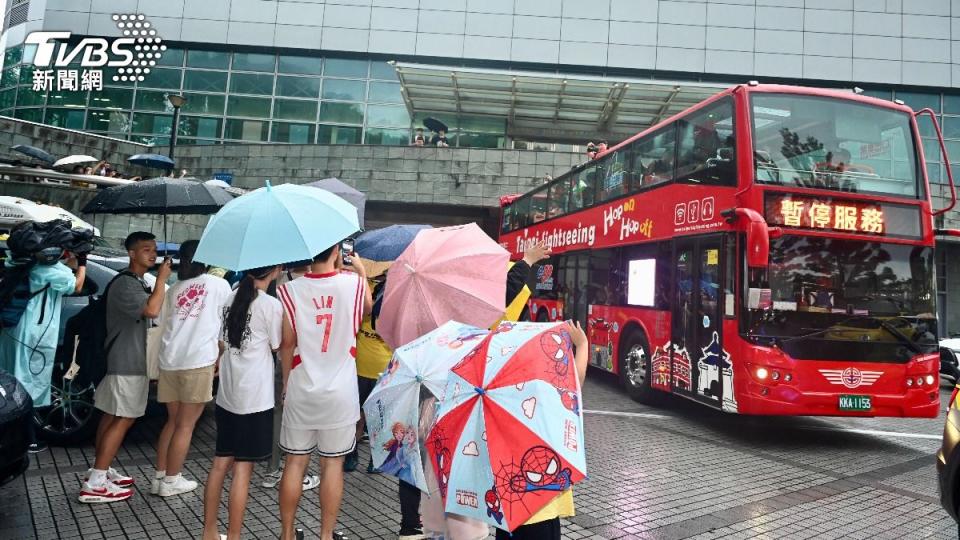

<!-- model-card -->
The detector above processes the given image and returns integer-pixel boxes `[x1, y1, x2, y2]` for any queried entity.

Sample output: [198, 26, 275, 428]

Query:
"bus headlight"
[906, 378, 913, 387]
[916, 377, 924, 386]
[925, 375, 935, 386]
[771, 371, 781, 381]
[756, 367, 769, 380]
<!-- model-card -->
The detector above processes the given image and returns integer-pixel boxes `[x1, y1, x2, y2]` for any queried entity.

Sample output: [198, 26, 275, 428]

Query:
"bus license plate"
[839, 395, 872, 411]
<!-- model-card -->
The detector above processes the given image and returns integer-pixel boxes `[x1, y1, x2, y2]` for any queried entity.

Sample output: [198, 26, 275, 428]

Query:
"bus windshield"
[752, 94, 921, 199]
[744, 238, 937, 361]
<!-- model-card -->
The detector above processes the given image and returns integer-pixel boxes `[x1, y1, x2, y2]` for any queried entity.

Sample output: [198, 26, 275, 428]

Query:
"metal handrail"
[0, 165, 134, 187]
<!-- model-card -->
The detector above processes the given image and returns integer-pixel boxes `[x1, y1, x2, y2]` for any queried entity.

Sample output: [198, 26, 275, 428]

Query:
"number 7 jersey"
[277, 271, 366, 430]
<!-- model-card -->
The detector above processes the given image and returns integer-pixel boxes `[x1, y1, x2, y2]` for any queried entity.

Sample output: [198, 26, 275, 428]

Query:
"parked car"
[1, 240, 143, 445]
[0, 368, 32, 486]
[942, 337, 960, 382]
[938, 382, 960, 536]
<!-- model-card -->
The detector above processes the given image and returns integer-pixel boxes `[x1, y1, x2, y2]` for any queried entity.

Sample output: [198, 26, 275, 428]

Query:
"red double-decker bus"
[499, 83, 955, 417]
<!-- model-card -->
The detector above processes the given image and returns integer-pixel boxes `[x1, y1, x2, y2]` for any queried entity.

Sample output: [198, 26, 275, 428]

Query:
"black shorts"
[215, 405, 274, 462]
[358, 375, 377, 407]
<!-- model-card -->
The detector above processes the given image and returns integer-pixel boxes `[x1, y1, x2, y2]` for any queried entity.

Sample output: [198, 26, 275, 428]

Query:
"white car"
[941, 337, 960, 381]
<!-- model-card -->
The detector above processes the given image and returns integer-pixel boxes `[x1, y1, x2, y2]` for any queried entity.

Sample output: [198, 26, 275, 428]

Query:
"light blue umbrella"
[193, 181, 360, 271]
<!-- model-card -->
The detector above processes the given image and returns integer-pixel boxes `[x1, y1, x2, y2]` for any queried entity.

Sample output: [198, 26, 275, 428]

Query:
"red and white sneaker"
[85, 467, 135, 487]
[78, 481, 133, 503]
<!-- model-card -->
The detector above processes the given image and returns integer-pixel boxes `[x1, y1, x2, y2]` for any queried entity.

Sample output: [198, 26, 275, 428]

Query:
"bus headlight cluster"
[754, 367, 792, 384]
[907, 375, 937, 387]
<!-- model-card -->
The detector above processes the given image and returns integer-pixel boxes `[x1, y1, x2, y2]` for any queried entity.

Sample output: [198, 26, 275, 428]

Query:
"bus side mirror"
[746, 220, 770, 268]
[723, 207, 773, 268]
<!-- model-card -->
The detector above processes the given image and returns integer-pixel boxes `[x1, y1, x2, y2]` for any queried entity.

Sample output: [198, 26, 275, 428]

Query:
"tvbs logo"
[25, 13, 165, 91]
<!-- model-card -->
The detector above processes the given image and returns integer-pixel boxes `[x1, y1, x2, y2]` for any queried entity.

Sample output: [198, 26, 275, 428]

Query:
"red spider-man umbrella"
[425, 321, 587, 532]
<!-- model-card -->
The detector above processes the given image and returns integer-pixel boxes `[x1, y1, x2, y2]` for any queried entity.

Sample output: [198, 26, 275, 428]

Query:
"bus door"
[672, 236, 725, 407]
[558, 253, 589, 327]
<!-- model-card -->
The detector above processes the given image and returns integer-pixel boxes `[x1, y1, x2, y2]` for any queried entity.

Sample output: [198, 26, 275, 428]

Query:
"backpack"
[71, 270, 141, 386]
[0, 262, 50, 331]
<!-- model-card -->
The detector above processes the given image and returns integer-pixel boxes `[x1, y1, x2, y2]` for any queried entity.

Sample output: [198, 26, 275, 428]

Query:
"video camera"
[6, 219, 94, 264]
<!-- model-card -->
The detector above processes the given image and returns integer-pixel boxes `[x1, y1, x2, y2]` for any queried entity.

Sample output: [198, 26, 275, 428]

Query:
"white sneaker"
[261, 469, 282, 489]
[302, 474, 320, 491]
[157, 474, 198, 497]
[151, 477, 160, 496]
[78, 480, 133, 504]
[85, 467, 135, 487]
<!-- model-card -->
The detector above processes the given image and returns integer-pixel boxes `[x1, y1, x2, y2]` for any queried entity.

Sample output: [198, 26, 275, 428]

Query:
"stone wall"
[0, 116, 155, 179]
[172, 144, 583, 207]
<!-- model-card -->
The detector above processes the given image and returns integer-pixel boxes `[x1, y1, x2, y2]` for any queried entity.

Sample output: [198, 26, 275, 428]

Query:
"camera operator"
[0, 221, 88, 453]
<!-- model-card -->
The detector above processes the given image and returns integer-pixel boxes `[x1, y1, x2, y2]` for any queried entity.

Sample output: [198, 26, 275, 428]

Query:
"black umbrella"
[81, 177, 234, 254]
[81, 177, 233, 215]
[11, 144, 55, 164]
[423, 117, 448, 133]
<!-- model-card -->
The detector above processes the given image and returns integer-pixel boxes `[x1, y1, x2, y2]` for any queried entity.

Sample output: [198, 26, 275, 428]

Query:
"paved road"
[1, 371, 957, 539]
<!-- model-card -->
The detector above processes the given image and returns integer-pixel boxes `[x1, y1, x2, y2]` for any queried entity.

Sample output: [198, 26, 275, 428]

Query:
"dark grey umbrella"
[304, 177, 366, 227]
[128, 153, 175, 170]
[81, 177, 233, 215]
[81, 177, 234, 254]
[423, 117, 448, 133]
[11, 144, 55, 164]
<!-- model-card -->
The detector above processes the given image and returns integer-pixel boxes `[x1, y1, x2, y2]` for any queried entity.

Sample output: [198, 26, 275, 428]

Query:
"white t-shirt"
[159, 274, 232, 371]
[216, 290, 282, 415]
[277, 271, 365, 430]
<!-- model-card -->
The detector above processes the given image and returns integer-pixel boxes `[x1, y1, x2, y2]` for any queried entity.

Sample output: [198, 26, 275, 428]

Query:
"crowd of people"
[1, 220, 587, 540]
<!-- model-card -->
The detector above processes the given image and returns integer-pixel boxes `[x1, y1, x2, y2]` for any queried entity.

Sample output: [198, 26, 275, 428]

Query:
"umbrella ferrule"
[415, 375, 423, 383]
[474, 386, 485, 396]
[266, 179, 272, 191]
[404, 263, 416, 273]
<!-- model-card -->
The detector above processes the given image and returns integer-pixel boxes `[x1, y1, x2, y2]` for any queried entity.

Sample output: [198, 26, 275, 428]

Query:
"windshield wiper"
[776, 315, 923, 353]
[854, 316, 923, 353]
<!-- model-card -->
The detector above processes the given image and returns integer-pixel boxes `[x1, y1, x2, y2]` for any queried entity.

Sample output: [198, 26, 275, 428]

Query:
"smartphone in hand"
[341, 239, 355, 265]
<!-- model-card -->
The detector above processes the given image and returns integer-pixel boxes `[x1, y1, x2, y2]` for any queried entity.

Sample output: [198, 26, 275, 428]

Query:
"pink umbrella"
[378, 223, 509, 349]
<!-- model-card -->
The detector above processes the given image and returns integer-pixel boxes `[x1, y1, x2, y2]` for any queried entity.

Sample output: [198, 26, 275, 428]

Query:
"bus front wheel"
[619, 330, 657, 404]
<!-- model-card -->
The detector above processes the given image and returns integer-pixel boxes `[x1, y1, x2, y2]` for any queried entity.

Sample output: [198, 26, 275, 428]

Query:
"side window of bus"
[599, 153, 627, 203]
[571, 163, 599, 210]
[514, 196, 532, 228]
[548, 180, 569, 219]
[675, 99, 736, 185]
[630, 125, 677, 191]
[502, 204, 515, 233]
[589, 250, 621, 305]
[531, 187, 548, 224]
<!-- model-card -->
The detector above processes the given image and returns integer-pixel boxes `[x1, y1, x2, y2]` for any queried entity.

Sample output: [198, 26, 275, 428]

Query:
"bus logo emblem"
[819, 368, 882, 389]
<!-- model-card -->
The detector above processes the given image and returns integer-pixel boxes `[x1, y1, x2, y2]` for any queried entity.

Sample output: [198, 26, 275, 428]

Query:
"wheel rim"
[33, 378, 96, 437]
[625, 344, 647, 387]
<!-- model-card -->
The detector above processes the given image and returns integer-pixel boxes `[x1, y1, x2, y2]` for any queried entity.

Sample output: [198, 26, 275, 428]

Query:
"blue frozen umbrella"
[127, 153, 175, 170]
[355, 224, 433, 262]
[193, 181, 360, 271]
[11, 144, 55, 164]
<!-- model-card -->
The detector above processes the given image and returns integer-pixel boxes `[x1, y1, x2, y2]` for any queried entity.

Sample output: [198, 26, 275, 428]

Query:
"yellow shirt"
[356, 315, 392, 379]
[526, 490, 575, 524]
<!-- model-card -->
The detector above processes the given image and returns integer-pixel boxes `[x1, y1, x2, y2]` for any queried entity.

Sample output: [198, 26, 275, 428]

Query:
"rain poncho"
[0, 261, 76, 407]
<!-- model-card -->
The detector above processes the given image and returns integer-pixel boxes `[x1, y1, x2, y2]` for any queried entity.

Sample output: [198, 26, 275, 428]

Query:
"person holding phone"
[81, 232, 171, 504]
[277, 240, 373, 540]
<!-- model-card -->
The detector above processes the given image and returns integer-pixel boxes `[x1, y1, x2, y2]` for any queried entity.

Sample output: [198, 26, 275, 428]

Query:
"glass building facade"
[861, 88, 960, 188]
[0, 44, 506, 148]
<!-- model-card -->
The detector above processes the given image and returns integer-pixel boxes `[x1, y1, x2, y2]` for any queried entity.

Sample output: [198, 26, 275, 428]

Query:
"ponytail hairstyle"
[177, 239, 207, 281]
[226, 265, 277, 349]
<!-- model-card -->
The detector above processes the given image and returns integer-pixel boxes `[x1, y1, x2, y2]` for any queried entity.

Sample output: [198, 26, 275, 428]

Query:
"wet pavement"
[1, 371, 957, 539]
